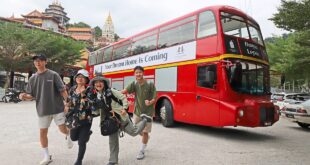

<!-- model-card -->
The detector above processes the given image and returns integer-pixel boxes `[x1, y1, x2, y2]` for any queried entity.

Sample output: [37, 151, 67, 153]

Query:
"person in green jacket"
[87, 76, 151, 165]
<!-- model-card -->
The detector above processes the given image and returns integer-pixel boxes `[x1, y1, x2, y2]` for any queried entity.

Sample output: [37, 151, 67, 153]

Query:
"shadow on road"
[287, 126, 310, 132]
[155, 121, 279, 142]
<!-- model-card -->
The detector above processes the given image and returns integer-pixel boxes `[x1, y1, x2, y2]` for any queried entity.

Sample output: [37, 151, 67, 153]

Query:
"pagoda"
[43, 0, 70, 26]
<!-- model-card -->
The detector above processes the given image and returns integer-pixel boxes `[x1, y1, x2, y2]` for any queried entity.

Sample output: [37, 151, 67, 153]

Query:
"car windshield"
[221, 12, 264, 45]
[287, 94, 310, 101]
[226, 60, 269, 95]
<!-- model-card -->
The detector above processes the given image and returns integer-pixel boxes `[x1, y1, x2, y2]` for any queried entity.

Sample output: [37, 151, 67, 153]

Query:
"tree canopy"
[270, 0, 310, 31]
[94, 26, 102, 39]
[267, 0, 310, 88]
[0, 21, 85, 87]
[66, 22, 91, 28]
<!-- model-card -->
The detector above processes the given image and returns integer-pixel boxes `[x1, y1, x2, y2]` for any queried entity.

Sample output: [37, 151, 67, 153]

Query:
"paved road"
[0, 102, 309, 165]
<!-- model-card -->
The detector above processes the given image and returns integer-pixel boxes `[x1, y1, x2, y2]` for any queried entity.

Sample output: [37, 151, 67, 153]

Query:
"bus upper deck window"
[197, 11, 217, 38]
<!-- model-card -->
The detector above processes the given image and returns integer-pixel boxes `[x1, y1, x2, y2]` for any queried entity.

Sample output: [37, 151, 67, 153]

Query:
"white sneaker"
[66, 135, 73, 149]
[136, 151, 145, 160]
[39, 155, 52, 165]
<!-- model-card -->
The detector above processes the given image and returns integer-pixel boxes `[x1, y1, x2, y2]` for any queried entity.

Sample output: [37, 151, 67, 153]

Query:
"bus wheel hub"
[160, 107, 166, 120]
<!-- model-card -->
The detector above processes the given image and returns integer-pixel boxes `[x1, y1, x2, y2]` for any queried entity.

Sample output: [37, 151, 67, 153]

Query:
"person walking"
[88, 76, 151, 165]
[122, 66, 157, 160]
[19, 54, 73, 165]
[65, 69, 93, 165]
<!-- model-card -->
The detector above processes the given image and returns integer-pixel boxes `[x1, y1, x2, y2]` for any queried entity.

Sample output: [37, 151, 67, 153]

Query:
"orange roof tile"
[70, 34, 93, 41]
[67, 27, 92, 32]
[23, 10, 44, 17]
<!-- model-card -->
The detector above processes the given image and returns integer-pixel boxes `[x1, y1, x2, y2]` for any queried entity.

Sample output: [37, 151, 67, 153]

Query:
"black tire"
[160, 99, 174, 127]
[297, 122, 310, 129]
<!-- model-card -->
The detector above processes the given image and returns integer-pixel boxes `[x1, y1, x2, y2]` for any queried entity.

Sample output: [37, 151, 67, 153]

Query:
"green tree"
[268, 0, 310, 89]
[67, 22, 91, 28]
[270, 0, 310, 31]
[114, 33, 120, 42]
[0, 22, 32, 88]
[94, 26, 102, 39]
[0, 21, 85, 88]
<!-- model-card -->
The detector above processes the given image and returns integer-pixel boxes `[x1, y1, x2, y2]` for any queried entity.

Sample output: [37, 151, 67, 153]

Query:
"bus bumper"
[235, 100, 280, 127]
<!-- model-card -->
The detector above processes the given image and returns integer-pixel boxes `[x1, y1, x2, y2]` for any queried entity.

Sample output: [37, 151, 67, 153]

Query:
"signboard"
[94, 41, 196, 74]
[239, 40, 262, 58]
[225, 35, 267, 60]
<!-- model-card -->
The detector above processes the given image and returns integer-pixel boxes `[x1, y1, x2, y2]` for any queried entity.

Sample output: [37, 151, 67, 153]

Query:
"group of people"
[19, 54, 157, 165]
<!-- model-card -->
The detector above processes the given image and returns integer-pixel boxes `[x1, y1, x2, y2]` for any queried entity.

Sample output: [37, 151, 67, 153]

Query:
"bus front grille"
[260, 107, 275, 125]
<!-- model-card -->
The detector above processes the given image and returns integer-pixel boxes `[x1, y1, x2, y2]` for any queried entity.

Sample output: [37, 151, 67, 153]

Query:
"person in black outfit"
[65, 69, 93, 165]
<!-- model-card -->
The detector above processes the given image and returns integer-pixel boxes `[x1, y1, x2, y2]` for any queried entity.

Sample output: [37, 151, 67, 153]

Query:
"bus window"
[88, 52, 97, 66]
[104, 47, 112, 62]
[158, 16, 196, 48]
[226, 60, 268, 95]
[221, 12, 250, 39]
[197, 64, 217, 89]
[132, 34, 157, 55]
[248, 25, 264, 45]
[113, 43, 131, 60]
[197, 11, 217, 38]
[97, 49, 104, 64]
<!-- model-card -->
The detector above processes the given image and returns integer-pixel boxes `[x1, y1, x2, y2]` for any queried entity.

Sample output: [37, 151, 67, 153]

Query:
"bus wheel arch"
[155, 97, 175, 127]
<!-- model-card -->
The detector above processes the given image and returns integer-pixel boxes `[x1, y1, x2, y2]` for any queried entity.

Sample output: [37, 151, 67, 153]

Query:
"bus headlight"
[238, 109, 244, 117]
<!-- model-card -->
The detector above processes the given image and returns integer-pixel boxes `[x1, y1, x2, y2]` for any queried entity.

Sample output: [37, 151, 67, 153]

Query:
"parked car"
[282, 99, 310, 129]
[272, 93, 310, 110]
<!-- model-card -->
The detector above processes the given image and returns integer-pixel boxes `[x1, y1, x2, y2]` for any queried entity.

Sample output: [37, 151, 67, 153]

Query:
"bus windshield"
[226, 60, 269, 95]
[221, 12, 264, 45]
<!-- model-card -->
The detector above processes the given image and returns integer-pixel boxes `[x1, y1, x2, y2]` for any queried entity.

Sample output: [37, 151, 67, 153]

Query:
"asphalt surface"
[0, 101, 309, 165]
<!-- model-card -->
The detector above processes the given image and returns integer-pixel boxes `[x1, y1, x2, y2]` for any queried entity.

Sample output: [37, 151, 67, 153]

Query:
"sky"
[0, 0, 287, 39]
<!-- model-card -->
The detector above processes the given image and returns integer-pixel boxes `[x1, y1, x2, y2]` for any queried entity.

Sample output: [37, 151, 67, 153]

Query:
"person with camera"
[88, 76, 151, 165]
[65, 69, 93, 165]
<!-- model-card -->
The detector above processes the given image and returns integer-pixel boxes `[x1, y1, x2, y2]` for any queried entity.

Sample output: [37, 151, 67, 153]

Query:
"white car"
[282, 99, 310, 128]
[272, 93, 310, 111]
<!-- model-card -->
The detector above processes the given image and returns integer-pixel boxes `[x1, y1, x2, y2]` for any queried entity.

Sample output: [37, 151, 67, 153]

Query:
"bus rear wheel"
[160, 99, 174, 127]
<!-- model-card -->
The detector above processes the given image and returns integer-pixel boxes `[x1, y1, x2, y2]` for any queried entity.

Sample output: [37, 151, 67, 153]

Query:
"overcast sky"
[0, 0, 287, 38]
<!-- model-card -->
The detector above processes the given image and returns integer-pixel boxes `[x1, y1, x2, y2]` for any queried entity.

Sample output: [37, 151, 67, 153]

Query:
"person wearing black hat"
[19, 54, 73, 165]
[87, 76, 150, 165]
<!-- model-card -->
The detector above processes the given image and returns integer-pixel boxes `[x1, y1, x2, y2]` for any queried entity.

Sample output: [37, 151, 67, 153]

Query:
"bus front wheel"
[160, 99, 174, 127]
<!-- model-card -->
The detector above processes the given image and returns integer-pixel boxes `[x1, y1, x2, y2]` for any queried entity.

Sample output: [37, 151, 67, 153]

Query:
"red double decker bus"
[86, 5, 279, 127]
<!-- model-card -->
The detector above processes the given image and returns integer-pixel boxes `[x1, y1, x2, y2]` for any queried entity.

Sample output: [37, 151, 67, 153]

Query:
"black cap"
[32, 54, 47, 61]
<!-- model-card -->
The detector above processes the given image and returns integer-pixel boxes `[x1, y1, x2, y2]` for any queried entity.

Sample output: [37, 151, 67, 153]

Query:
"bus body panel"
[86, 5, 279, 128]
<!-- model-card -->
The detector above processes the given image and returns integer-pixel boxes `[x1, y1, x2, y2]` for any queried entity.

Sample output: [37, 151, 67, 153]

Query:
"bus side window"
[197, 10, 217, 38]
[197, 64, 217, 89]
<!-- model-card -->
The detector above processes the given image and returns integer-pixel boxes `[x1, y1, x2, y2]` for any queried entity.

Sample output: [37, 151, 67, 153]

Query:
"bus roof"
[101, 5, 259, 49]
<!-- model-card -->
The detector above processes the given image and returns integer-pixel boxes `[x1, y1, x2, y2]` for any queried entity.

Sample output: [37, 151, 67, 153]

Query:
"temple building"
[102, 13, 115, 43]
[66, 27, 94, 41]
[43, 0, 70, 26]
[7, 0, 68, 33]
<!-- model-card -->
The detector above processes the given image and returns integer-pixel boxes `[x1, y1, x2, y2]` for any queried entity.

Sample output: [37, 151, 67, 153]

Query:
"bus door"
[195, 63, 220, 126]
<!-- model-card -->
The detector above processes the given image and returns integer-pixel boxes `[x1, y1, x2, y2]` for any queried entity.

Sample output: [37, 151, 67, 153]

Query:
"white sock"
[140, 144, 147, 152]
[42, 147, 49, 159]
